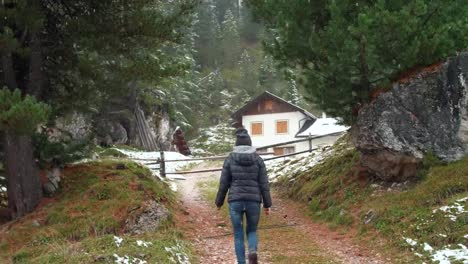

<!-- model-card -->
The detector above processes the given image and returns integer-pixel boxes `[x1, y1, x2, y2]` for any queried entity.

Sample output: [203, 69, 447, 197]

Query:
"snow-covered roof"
[296, 117, 349, 137]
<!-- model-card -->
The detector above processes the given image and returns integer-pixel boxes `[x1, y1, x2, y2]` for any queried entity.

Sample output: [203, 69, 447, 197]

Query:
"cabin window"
[251, 122, 263, 136]
[276, 120, 289, 134]
[273, 146, 295, 156]
[264, 100, 274, 111]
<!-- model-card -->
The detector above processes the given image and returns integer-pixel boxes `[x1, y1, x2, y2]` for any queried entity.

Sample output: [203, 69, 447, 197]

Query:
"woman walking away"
[215, 128, 272, 264]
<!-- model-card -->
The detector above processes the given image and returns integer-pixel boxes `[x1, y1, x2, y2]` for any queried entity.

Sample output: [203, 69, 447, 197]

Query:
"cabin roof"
[231, 91, 317, 121]
[296, 117, 349, 137]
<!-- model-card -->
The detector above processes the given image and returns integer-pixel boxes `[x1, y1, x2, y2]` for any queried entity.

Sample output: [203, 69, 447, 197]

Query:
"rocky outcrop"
[95, 119, 128, 146]
[124, 200, 169, 234]
[54, 112, 93, 143]
[154, 109, 173, 151]
[95, 108, 173, 150]
[354, 53, 468, 181]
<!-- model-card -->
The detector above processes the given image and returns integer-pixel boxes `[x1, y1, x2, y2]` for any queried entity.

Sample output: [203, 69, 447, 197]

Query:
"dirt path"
[174, 164, 389, 264]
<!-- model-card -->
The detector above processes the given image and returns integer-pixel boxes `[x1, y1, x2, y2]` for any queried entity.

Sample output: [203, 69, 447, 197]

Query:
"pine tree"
[239, 3, 262, 43]
[0, 0, 198, 218]
[258, 55, 277, 89]
[237, 50, 259, 97]
[247, 0, 468, 124]
[220, 9, 241, 68]
[0, 88, 50, 218]
[194, 0, 221, 68]
[287, 79, 301, 105]
[215, 0, 240, 23]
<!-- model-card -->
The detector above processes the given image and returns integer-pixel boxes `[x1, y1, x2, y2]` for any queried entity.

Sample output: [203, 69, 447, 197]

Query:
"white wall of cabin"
[241, 112, 345, 155]
[242, 111, 306, 149]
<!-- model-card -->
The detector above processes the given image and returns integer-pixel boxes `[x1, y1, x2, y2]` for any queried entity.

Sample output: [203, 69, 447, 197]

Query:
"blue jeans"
[229, 201, 261, 264]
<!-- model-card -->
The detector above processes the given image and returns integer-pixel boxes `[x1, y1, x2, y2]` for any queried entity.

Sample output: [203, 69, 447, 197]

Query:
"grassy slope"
[273, 139, 468, 262]
[0, 160, 192, 263]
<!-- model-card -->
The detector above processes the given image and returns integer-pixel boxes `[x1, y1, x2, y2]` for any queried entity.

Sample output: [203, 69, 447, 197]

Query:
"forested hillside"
[183, 0, 311, 137]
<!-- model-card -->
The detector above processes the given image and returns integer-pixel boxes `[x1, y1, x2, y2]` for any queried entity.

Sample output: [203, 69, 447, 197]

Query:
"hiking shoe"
[248, 252, 258, 264]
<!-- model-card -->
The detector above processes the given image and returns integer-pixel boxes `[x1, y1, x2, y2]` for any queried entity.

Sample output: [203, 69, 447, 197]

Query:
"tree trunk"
[2, 49, 43, 219]
[3, 130, 42, 219]
[1, 50, 17, 89]
[28, 31, 44, 98]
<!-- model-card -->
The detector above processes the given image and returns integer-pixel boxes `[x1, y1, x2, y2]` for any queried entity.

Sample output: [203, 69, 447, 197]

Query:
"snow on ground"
[114, 236, 124, 247]
[112, 236, 189, 264]
[404, 237, 468, 263]
[431, 245, 468, 264]
[404, 237, 418, 247]
[165, 240, 190, 264]
[433, 197, 468, 222]
[115, 148, 201, 191]
[265, 143, 344, 183]
[403, 196, 468, 263]
[136, 240, 153, 248]
[113, 254, 147, 264]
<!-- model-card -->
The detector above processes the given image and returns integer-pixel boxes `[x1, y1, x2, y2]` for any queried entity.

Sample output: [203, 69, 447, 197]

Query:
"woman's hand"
[264, 208, 270, 216]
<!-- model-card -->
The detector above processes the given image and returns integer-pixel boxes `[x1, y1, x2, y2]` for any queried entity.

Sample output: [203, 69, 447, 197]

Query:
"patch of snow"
[266, 145, 339, 183]
[404, 237, 418, 247]
[0, 187, 6, 192]
[115, 149, 200, 180]
[136, 240, 153, 248]
[165, 240, 190, 264]
[72, 158, 97, 165]
[296, 117, 349, 137]
[431, 244, 468, 264]
[433, 197, 467, 222]
[464, 234, 468, 239]
[423, 243, 434, 252]
[113, 254, 147, 264]
[438, 234, 448, 238]
[113, 236, 123, 247]
[0, 176, 5, 180]
[167, 175, 187, 181]
[168, 182, 178, 192]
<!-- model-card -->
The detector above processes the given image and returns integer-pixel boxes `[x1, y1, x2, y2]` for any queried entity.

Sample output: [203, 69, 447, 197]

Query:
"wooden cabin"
[232, 91, 348, 155]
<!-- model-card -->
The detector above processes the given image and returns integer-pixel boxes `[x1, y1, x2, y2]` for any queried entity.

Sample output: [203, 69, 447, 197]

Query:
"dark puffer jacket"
[215, 146, 272, 208]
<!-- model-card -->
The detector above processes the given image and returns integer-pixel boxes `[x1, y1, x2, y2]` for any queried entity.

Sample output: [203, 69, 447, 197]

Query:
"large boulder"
[124, 200, 169, 234]
[95, 105, 174, 150]
[95, 119, 129, 146]
[53, 112, 93, 143]
[354, 53, 468, 181]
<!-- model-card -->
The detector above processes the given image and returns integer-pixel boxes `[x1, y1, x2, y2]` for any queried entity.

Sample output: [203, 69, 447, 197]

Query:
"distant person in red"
[172, 127, 191, 156]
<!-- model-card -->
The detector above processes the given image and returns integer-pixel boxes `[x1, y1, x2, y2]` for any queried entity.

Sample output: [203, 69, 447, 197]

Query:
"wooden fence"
[138, 132, 343, 178]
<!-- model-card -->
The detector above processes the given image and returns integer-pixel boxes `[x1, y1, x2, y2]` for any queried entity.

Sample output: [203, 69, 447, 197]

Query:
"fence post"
[308, 133, 312, 152]
[160, 151, 166, 178]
